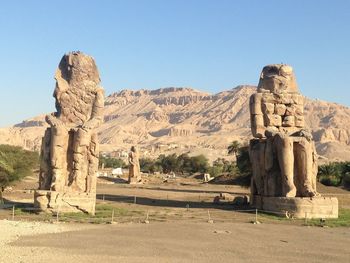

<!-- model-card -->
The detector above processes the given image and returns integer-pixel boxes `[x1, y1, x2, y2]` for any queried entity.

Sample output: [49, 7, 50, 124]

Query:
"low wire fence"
[0, 196, 311, 226]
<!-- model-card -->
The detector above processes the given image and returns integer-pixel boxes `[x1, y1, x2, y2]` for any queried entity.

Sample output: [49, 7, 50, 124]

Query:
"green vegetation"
[139, 141, 253, 187]
[58, 204, 144, 223]
[139, 157, 162, 174]
[227, 140, 240, 157]
[0, 144, 39, 198]
[257, 208, 350, 227]
[207, 158, 237, 177]
[99, 155, 126, 169]
[140, 153, 210, 175]
[233, 146, 252, 186]
[317, 162, 350, 188]
[305, 209, 350, 227]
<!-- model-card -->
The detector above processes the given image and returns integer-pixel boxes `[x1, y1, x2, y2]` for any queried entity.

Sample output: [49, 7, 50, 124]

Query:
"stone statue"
[249, 64, 317, 198]
[249, 64, 338, 218]
[34, 51, 104, 214]
[128, 146, 141, 184]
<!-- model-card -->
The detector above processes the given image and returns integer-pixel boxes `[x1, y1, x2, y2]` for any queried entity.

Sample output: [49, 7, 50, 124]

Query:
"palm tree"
[227, 141, 240, 157]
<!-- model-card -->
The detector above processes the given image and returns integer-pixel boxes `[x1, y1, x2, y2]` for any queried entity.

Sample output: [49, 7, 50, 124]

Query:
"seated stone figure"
[249, 64, 318, 198]
[39, 51, 104, 194]
[128, 146, 142, 184]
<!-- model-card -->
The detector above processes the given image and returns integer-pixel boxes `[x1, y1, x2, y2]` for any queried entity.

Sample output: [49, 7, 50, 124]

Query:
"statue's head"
[55, 51, 100, 86]
[52, 51, 101, 122]
[130, 146, 137, 153]
[257, 64, 298, 94]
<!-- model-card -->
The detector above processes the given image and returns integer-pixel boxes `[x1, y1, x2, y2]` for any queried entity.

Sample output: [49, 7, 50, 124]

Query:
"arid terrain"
[1, 86, 350, 162]
[1, 220, 349, 263]
[1, 174, 350, 263]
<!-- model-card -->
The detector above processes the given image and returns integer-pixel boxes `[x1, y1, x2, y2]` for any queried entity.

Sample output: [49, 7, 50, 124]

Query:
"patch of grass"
[305, 209, 350, 227]
[257, 211, 290, 221]
[58, 204, 146, 223]
[258, 209, 350, 227]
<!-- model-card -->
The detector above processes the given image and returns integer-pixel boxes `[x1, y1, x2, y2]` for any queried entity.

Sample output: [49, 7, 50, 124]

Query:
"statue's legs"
[294, 138, 318, 197]
[274, 134, 296, 197]
[87, 133, 99, 192]
[135, 163, 142, 182]
[128, 165, 133, 183]
[249, 140, 265, 195]
[39, 128, 52, 190]
[50, 126, 68, 192]
[71, 128, 91, 192]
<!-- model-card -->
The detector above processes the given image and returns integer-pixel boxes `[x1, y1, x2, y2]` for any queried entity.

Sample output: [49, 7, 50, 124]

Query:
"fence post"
[207, 210, 213, 223]
[12, 205, 15, 221]
[145, 211, 150, 224]
[255, 209, 258, 223]
[56, 206, 60, 223]
[111, 209, 115, 223]
[304, 212, 308, 224]
[134, 196, 137, 204]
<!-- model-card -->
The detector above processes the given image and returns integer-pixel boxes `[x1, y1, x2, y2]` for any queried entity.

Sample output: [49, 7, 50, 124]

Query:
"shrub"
[99, 155, 126, 168]
[342, 173, 350, 189]
[0, 144, 39, 196]
[317, 162, 350, 187]
[234, 146, 252, 187]
[139, 158, 161, 173]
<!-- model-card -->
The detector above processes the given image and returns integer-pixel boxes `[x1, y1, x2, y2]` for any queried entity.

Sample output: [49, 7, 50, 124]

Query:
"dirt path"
[4, 221, 349, 263]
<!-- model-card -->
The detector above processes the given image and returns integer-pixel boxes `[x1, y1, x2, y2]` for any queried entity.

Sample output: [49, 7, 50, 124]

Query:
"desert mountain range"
[1, 85, 349, 162]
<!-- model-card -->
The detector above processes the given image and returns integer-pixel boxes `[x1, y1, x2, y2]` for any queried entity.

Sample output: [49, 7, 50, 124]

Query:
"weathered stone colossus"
[249, 64, 338, 218]
[128, 146, 141, 184]
[34, 52, 104, 214]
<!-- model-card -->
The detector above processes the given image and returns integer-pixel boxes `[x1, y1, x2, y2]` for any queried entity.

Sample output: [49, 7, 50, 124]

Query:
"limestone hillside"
[1, 86, 350, 162]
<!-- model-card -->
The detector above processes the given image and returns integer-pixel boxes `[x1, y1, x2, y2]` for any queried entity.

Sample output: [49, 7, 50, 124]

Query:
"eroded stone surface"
[249, 64, 318, 198]
[252, 196, 338, 219]
[35, 52, 104, 214]
[249, 64, 338, 218]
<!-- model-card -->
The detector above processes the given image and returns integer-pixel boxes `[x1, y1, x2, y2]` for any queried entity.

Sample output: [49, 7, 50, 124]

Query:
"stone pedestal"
[128, 177, 142, 185]
[34, 190, 96, 215]
[251, 195, 338, 219]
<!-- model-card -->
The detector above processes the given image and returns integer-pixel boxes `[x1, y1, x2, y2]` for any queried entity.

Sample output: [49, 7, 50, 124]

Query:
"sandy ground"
[1, 175, 350, 262]
[0, 219, 84, 263]
[1, 221, 349, 263]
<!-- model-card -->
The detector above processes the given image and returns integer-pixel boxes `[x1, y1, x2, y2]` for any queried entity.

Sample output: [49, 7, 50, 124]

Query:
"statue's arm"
[45, 113, 64, 127]
[83, 87, 105, 129]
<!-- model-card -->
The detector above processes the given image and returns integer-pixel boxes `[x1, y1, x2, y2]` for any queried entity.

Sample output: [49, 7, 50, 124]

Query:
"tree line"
[317, 162, 350, 188]
[1, 142, 350, 194]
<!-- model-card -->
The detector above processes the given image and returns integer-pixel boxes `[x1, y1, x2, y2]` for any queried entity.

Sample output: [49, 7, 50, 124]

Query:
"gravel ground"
[0, 220, 85, 263]
[1, 221, 350, 263]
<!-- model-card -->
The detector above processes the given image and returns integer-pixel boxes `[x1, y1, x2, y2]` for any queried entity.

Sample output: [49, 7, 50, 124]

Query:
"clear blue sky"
[0, 0, 349, 127]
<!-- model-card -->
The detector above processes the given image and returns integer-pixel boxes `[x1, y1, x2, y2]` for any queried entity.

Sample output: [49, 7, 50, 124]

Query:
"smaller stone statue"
[128, 146, 141, 184]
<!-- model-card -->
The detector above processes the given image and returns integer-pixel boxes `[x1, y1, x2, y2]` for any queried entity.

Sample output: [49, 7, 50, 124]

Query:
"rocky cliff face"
[1, 86, 350, 162]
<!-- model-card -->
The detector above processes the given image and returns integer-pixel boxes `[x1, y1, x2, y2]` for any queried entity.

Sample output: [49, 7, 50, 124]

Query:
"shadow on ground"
[96, 194, 250, 211]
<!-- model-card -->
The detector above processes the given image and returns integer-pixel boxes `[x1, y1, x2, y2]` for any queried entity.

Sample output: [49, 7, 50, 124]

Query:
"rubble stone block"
[282, 116, 295, 127]
[264, 114, 282, 127]
[275, 104, 286, 115]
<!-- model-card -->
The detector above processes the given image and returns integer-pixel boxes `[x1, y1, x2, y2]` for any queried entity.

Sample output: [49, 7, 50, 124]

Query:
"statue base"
[128, 177, 142, 184]
[34, 190, 96, 215]
[251, 195, 338, 219]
